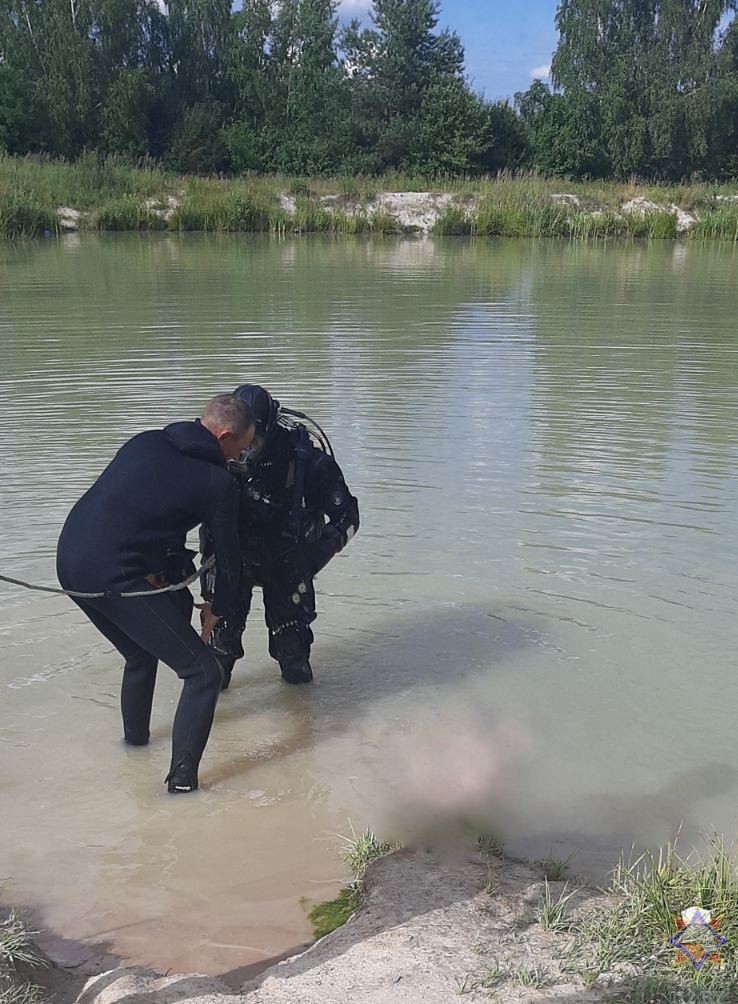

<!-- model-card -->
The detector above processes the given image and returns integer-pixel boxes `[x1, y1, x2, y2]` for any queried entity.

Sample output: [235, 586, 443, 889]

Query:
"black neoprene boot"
[166, 753, 199, 794]
[124, 730, 150, 747]
[279, 659, 313, 684]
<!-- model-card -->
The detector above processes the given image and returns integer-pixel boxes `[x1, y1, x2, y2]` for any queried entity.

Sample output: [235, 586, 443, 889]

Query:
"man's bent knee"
[177, 648, 224, 693]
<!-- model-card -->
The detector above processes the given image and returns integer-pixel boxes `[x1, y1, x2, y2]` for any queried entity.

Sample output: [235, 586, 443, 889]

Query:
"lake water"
[1, 234, 738, 978]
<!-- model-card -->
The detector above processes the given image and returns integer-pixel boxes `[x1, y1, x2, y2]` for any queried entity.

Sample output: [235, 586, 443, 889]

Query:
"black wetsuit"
[205, 423, 359, 683]
[56, 421, 241, 781]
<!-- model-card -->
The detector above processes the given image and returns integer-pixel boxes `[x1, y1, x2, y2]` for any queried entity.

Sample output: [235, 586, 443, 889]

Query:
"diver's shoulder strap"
[284, 425, 313, 540]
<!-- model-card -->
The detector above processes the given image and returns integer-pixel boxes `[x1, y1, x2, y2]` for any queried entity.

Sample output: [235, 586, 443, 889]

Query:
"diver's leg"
[263, 573, 316, 684]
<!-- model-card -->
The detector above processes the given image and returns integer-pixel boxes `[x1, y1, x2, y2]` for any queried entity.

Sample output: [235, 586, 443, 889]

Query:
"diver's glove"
[305, 525, 344, 576]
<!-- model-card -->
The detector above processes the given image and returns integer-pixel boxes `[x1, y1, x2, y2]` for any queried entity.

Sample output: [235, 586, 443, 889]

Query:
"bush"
[220, 192, 271, 232]
[166, 103, 229, 175]
[221, 123, 266, 173]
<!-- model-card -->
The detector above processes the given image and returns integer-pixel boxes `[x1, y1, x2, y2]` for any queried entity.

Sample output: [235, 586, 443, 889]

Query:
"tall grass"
[0, 192, 56, 239]
[537, 879, 578, 932]
[432, 205, 472, 235]
[4, 155, 738, 239]
[0, 153, 171, 210]
[91, 196, 167, 231]
[339, 826, 398, 881]
[575, 839, 738, 995]
[691, 205, 738, 240]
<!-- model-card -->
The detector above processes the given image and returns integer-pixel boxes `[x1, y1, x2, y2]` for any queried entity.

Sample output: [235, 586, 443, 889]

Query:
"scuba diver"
[202, 384, 359, 687]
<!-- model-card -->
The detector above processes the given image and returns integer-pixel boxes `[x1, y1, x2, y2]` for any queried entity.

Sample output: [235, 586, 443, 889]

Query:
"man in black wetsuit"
[203, 384, 359, 687]
[56, 394, 256, 794]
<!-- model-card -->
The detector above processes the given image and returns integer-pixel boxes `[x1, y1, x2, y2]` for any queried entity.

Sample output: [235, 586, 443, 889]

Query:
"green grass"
[0, 982, 43, 1004]
[339, 825, 398, 882]
[286, 177, 314, 198]
[532, 850, 575, 881]
[336, 175, 378, 202]
[607, 976, 737, 1003]
[432, 205, 473, 235]
[458, 965, 504, 994]
[476, 833, 504, 895]
[5, 155, 738, 239]
[572, 839, 738, 996]
[537, 879, 578, 932]
[0, 912, 45, 1004]
[304, 826, 399, 942]
[460, 962, 554, 994]
[0, 192, 56, 239]
[691, 205, 738, 240]
[91, 196, 167, 231]
[512, 963, 554, 988]
[0, 152, 172, 210]
[306, 887, 358, 940]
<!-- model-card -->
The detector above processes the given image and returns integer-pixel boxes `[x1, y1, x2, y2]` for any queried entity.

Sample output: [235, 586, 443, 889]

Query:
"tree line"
[0, 0, 526, 175]
[524, 0, 738, 180]
[1, 0, 738, 180]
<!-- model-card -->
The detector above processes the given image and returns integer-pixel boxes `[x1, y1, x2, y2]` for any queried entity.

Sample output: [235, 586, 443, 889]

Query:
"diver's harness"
[235, 407, 335, 548]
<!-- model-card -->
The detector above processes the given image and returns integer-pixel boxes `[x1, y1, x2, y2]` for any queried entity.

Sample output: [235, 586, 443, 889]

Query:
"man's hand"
[196, 602, 220, 644]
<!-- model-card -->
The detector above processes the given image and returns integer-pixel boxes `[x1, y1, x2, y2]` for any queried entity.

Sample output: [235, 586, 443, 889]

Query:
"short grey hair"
[201, 394, 255, 437]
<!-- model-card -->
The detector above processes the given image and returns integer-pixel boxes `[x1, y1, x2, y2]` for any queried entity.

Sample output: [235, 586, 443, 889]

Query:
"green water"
[1, 234, 738, 976]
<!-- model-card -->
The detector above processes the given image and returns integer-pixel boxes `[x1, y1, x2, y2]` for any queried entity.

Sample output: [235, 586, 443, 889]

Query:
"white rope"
[0, 555, 215, 600]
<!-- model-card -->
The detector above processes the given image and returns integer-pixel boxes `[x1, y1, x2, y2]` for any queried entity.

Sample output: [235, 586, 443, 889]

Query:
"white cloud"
[338, 0, 370, 13]
[529, 63, 551, 80]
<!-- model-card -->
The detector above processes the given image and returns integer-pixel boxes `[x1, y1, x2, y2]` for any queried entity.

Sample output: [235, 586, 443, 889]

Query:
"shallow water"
[1, 234, 738, 975]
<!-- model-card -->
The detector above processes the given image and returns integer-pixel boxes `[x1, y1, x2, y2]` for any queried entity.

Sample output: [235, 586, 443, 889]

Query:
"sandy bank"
[32, 847, 623, 1004]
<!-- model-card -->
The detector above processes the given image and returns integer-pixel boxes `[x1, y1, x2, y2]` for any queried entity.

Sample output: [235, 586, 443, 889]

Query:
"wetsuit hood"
[233, 385, 280, 441]
[164, 420, 225, 466]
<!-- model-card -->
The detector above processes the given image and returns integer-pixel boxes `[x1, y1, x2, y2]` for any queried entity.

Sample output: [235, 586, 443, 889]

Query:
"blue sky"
[338, 0, 561, 101]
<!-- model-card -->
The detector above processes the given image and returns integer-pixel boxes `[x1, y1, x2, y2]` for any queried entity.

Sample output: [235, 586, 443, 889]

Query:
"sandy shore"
[25, 846, 625, 1004]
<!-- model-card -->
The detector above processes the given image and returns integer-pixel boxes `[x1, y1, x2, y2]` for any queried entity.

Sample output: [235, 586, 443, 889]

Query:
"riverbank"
[12, 838, 738, 1004]
[3, 155, 738, 241]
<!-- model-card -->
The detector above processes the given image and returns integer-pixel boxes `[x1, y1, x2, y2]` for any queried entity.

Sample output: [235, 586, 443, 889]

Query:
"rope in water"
[0, 555, 215, 600]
